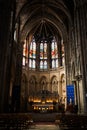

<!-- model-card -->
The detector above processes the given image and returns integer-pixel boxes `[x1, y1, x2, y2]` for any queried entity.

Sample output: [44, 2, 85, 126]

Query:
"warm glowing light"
[33, 99, 41, 103]
[46, 99, 53, 103]
[34, 106, 38, 110]
[42, 101, 45, 104]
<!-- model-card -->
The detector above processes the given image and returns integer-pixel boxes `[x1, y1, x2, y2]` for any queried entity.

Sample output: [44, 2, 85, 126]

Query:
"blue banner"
[67, 85, 74, 104]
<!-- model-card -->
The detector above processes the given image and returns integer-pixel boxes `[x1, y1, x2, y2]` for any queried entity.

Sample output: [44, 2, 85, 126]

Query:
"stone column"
[0, 0, 15, 112]
[36, 42, 40, 70]
[11, 42, 23, 112]
[57, 38, 62, 67]
[74, 0, 87, 113]
[47, 41, 51, 70]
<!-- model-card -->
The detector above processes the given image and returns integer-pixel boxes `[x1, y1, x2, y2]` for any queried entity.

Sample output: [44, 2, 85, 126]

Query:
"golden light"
[33, 99, 41, 103]
[46, 99, 53, 103]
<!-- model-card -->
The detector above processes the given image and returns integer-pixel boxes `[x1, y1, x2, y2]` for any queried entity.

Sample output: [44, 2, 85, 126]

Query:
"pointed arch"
[40, 76, 47, 90]
[51, 76, 58, 93]
[29, 75, 37, 94]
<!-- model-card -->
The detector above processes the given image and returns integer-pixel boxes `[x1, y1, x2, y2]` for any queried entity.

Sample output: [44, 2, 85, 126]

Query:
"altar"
[28, 90, 59, 112]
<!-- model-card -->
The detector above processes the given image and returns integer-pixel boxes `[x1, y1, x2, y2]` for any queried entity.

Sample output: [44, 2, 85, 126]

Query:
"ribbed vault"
[16, 0, 74, 42]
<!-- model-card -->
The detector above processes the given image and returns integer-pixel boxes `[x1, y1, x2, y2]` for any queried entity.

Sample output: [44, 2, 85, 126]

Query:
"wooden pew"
[55, 114, 87, 129]
[0, 113, 33, 129]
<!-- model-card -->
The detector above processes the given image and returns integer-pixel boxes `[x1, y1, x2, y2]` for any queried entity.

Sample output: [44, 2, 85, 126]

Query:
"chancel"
[29, 90, 59, 112]
[0, 0, 87, 129]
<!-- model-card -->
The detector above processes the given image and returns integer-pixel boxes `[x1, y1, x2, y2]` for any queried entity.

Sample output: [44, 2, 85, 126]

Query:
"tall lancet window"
[29, 38, 36, 59]
[40, 41, 44, 59]
[40, 60, 43, 69]
[62, 43, 65, 66]
[22, 35, 60, 70]
[40, 40, 47, 70]
[22, 40, 28, 66]
[29, 37, 36, 69]
[44, 41, 47, 59]
[51, 37, 58, 69]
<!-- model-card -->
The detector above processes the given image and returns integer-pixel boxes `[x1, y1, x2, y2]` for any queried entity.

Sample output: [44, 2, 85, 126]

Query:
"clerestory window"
[22, 36, 64, 70]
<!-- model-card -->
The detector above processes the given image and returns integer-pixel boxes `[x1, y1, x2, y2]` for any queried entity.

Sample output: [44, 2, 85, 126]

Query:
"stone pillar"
[0, 0, 15, 112]
[47, 41, 51, 70]
[74, 1, 87, 113]
[36, 42, 40, 70]
[11, 42, 23, 112]
[57, 38, 62, 67]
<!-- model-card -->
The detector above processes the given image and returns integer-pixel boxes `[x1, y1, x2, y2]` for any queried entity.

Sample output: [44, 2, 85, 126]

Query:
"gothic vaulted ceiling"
[16, 0, 74, 41]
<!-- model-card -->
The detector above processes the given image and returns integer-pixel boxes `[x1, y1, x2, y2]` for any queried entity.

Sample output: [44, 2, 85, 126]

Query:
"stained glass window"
[51, 39, 58, 59]
[56, 59, 58, 67]
[29, 59, 32, 68]
[51, 40, 55, 59]
[62, 43, 65, 66]
[32, 39, 36, 59]
[44, 41, 47, 59]
[40, 40, 47, 70]
[22, 40, 28, 66]
[44, 61, 47, 69]
[29, 42, 33, 58]
[51, 37, 58, 69]
[55, 41, 58, 58]
[40, 60, 43, 69]
[29, 38, 36, 59]
[29, 37, 36, 69]
[23, 57, 25, 66]
[33, 60, 36, 68]
[22, 36, 63, 70]
[40, 42, 43, 59]
[52, 60, 55, 68]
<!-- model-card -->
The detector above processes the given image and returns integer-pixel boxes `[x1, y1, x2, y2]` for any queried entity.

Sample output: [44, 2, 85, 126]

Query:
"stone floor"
[28, 122, 60, 130]
[24, 113, 61, 130]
